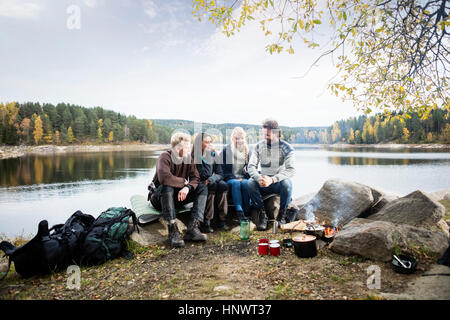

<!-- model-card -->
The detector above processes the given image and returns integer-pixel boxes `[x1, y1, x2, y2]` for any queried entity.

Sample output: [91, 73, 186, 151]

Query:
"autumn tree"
[97, 118, 103, 143]
[33, 115, 44, 145]
[20, 118, 31, 144]
[193, 0, 450, 117]
[348, 128, 355, 144]
[67, 126, 74, 144]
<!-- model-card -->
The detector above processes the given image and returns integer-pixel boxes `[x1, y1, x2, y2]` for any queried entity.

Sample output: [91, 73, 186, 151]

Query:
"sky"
[0, 0, 364, 127]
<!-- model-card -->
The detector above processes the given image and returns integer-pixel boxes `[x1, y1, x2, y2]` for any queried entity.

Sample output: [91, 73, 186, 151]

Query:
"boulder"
[368, 190, 446, 230]
[330, 218, 449, 262]
[290, 192, 316, 209]
[297, 179, 375, 226]
[330, 219, 395, 261]
[360, 188, 400, 217]
[395, 224, 448, 255]
[130, 218, 187, 246]
[428, 189, 450, 202]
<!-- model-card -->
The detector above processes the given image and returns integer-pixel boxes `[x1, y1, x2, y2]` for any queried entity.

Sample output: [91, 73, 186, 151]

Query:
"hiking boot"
[236, 211, 246, 222]
[183, 220, 208, 242]
[276, 208, 287, 225]
[168, 223, 185, 248]
[200, 219, 214, 233]
[256, 207, 268, 231]
[217, 220, 230, 231]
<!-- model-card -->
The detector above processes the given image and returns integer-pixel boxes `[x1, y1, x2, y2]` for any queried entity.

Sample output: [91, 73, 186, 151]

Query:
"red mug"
[270, 243, 281, 256]
[258, 243, 269, 255]
[259, 238, 269, 244]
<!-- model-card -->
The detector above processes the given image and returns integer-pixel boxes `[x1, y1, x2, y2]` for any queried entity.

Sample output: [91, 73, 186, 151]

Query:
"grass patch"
[439, 198, 450, 220]
[328, 274, 346, 283]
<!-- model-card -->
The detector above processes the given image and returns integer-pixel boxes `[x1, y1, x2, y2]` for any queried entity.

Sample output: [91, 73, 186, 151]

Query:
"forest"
[0, 101, 449, 145]
[0, 102, 173, 145]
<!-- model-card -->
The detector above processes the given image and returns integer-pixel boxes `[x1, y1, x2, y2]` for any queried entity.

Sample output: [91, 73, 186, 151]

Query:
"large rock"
[368, 190, 446, 230]
[297, 179, 375, 226]
[330, 218, 448, 262]
[360, 188, 400, 217]
[330, 219, 395, 261]
[130, 218, 187, 246]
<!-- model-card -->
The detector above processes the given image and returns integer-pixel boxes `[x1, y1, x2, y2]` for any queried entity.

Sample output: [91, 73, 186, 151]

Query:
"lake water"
[1, 146, 449, 237]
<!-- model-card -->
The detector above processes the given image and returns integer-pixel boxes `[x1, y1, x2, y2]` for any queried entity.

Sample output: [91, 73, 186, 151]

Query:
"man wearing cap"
[247, 119, 295, 231]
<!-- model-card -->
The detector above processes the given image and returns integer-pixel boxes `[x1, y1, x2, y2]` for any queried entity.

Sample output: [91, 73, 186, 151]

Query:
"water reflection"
[328, 156, 450, 166]
[0, 151, 158, 187]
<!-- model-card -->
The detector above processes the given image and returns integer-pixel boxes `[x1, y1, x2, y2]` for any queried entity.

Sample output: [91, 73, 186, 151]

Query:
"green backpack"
[81, 207, 139, 265]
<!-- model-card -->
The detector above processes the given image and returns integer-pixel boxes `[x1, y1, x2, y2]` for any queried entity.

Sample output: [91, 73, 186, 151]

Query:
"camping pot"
[391, 254, 417, 274]
[293, 235, 317, 258]
[240, 219, 250, 240]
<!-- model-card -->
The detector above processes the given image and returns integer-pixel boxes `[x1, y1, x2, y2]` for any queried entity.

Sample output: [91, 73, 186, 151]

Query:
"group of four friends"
[148, 119, 296, 248]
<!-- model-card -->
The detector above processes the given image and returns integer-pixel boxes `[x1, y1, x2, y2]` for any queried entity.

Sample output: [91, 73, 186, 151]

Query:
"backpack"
[81, 207, 138, 266]
[0, 211, 95, 280]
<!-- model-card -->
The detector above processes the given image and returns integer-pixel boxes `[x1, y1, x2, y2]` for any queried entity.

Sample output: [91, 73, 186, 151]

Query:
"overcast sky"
[0, 0, 364, 127]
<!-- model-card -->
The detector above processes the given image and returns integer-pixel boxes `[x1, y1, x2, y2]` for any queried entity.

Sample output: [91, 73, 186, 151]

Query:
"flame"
[324, 226, 339, 238]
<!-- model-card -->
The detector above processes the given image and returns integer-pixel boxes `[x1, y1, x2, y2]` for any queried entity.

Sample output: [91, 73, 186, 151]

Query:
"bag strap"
[49, 224, 64, 233]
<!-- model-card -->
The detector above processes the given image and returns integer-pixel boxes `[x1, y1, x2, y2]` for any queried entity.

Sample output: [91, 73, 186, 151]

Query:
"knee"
[247, 178, 259, 190]
[161, 185, 175, 194]
[207, 182, 217, 193]
[280, 179, 292, 191]
[217, 181, 228, 193]
[196, 183, 208, 195]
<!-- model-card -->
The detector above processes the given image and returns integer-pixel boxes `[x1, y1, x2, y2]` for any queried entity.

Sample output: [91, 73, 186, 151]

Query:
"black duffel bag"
[0, 211, 95, 280]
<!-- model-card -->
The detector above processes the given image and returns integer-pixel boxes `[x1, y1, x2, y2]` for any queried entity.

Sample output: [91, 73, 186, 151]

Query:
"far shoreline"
[0, 142, 449, 160]
[0, 143, 170, 160]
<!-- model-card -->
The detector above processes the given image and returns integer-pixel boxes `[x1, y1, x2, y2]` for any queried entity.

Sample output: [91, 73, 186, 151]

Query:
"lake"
[1, 146, 449, 237]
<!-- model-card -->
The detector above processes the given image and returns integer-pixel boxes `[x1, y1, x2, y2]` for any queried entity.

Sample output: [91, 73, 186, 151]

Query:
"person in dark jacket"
[150, 132, 208, 248]
[221, 127, 252, 221]
[192, 132, 229, 232]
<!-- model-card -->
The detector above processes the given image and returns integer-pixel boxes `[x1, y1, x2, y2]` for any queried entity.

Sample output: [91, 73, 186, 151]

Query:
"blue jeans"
[226, 179, 251, 214]
[248, 178, 293, 210]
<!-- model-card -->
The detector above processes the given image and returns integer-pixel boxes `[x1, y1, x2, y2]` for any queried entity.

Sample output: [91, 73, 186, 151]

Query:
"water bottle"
[240, 219, 250, 240]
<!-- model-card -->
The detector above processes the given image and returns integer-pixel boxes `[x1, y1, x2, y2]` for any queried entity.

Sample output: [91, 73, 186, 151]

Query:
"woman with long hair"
[192, 132, 229, 232]
[221, 127, 251, 221]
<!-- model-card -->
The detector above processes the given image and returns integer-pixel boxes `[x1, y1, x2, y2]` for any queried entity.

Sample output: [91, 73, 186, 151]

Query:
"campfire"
[280, 217, 340, 243]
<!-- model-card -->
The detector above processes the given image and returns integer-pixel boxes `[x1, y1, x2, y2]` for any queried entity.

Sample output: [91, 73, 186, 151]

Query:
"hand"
[238, 178, 243, 182]
[259, 176, 273, 187]
[178, 187, 189, 202]
[205, 180, 210, 185]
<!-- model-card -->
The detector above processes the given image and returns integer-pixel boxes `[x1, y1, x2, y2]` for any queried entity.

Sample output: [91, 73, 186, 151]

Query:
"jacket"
[151, 149, 200, 191]
[248, 139, 295, 183]
[220, 144, 251, 182]
[195, 150, 225, 184]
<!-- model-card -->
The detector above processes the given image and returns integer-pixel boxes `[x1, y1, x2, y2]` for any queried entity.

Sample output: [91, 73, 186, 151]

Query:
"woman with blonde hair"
[220, 127, 252, 221]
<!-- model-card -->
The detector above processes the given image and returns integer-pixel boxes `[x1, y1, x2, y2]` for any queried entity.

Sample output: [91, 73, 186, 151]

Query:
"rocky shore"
[0, 144, 169, 160]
